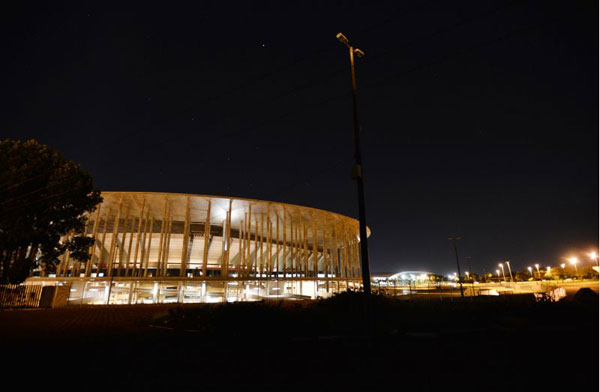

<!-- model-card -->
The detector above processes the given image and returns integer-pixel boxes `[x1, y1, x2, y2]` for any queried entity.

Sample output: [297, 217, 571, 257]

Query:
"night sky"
[2, 1, 598, 275]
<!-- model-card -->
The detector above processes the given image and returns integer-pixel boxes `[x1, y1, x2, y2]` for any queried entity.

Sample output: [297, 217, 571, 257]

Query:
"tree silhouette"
[0, 139, 102, 283]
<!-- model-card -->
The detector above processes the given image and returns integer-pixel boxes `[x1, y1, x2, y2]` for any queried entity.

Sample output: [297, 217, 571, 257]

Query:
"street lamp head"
[336, 32, 350, 46]
[505, 260, 510, 265]
[528, 266, 532, 271]
[498, 263, 502, 268]
[353, 48, 365, 58]
[569, 257, 577, 265]
[535, 263, 539, 268]
[560, 263, 565, 268]
[589, 251, 597, 260]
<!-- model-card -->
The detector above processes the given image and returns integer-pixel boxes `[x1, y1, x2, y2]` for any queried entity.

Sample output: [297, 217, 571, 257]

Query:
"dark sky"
[2, 0, 598, 275]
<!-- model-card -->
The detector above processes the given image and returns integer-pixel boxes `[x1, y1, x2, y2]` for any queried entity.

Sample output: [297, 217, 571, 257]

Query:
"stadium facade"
[26, 192, 367, 304]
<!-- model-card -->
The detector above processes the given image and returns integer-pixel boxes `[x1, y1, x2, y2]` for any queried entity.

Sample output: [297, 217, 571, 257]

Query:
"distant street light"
[465, 256, 473, 282]
[569, 257, 578, 278]
[535, 263, 540, 279]
[528, 266, 533, 279]
[505, 260, 514, 282]
[498, 263, 506, 282]
[589, 251, 598, 266]
[336, 32, 371, 297]
[465, 271, 475, 296]
[495, 269, 501, 282]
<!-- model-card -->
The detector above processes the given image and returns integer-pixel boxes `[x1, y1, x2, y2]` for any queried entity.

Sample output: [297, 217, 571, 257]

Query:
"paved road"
[0, 304, 174, 341]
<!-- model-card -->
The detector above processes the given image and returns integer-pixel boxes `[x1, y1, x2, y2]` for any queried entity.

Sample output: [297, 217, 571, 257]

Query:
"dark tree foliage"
[0, 139, 102, 283]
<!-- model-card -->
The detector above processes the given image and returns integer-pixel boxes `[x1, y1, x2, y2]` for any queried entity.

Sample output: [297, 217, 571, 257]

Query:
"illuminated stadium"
[26, 192, 367, 304]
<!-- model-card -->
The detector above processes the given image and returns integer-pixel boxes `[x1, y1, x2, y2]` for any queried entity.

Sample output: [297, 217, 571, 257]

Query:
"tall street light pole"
[337, 32, 371, 297]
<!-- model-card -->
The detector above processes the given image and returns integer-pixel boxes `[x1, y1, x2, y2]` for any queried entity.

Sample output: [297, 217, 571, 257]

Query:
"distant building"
[373, 271, 438, 285]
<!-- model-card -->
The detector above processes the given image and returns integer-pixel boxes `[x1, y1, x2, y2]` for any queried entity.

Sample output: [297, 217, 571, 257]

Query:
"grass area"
[1, 291, 597, 390]
[152, 290, 598, 338]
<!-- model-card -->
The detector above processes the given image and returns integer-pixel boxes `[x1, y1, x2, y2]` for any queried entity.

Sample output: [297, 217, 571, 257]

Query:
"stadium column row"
[54, 194, 363, 280]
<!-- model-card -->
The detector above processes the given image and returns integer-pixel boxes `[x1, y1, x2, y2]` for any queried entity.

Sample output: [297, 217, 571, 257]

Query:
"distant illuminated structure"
[26, 192, 367, 304]
[372, 271, 436, 286]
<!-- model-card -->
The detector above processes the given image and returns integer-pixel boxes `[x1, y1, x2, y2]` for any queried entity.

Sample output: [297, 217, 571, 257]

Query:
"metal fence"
[0, 284, 43, 308]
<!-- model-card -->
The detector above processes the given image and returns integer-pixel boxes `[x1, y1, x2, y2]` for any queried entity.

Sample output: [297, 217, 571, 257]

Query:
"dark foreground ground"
[1, 291, 598, 391]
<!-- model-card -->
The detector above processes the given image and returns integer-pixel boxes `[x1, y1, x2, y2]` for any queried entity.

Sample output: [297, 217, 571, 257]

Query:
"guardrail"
[0, 284, 43, 308]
